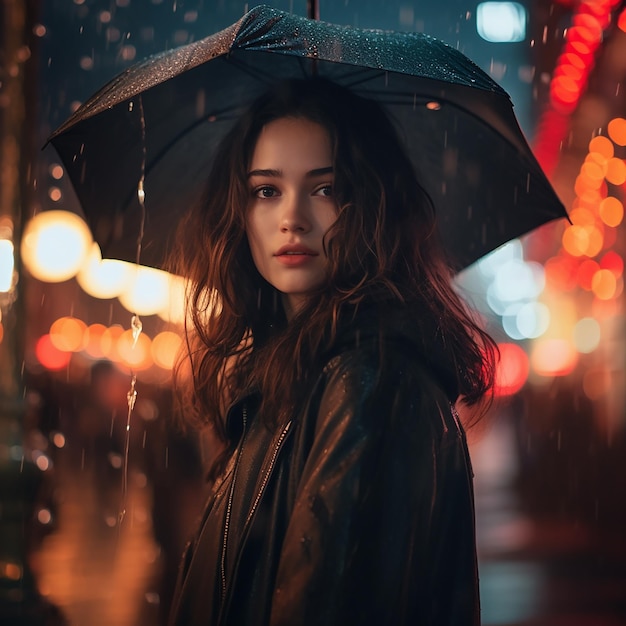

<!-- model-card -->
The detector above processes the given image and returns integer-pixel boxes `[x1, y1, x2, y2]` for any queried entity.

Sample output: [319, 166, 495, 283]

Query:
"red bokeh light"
[35, 334, 72, 371]
[494, 343, 530, 397]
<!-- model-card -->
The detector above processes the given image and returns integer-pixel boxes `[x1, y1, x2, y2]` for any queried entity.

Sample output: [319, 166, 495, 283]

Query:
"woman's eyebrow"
[247, 168, 281, 178]
[247, 166, 334, 178]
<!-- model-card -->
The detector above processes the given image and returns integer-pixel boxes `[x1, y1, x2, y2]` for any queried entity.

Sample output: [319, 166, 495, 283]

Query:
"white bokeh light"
[0, 239, 14, 292]
[76, 243, 133, 299]
[21, 211, 92, 282]
[157, 274, 187, 325]
[491, 259, 545, 303]
[477, 239, 523, 279]
[477, 2, 526, 43]
[118, 265, 171, 315]
[515, 301, 551, 339]
[574, 317, 601, 353]
[502, 303, 525, 340]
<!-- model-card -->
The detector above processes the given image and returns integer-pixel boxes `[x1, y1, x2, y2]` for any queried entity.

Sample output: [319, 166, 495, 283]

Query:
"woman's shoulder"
[319, 301, 459, 401]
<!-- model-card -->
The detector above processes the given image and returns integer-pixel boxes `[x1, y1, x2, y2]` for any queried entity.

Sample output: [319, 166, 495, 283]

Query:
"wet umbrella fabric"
[48, 4, 567, 271]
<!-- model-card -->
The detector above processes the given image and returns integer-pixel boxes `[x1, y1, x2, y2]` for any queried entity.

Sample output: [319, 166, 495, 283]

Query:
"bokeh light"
[49, 317, 87, 352]
[83, 323, 108, 359]
[76, 243, 133, 299]
[531, 339, 578, 377]
[591, 268, 617, 299]
[494, 342, 530, 396]
[0, 239, 14, 292]
[117, 330, 153, 370]
[577, 258, 600, 290]
[513, 302, 550, 339]
[573, 317, 601, 353]
[607, 117, 626, 145]
[21, 211, 92, 282]
[544, 255, 578, 291]
[157, 274, 187, 325]
[599, 250, 623, 276]
[101, 325, 124, 361]
[588, 134, 614, 158]
[118, 266, 171, 316]
[605, 157, 626, 185]
[152, 331, 183, 370]
[618, 8, 626, 33]
[598, 196, 623, 227]
[35, 334, 72, 371]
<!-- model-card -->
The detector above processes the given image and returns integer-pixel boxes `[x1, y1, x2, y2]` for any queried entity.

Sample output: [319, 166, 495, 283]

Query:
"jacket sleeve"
[269, 352, 478, 626]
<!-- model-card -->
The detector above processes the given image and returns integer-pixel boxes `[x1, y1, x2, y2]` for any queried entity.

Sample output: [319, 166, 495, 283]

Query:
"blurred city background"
[1, 0, 625, 624]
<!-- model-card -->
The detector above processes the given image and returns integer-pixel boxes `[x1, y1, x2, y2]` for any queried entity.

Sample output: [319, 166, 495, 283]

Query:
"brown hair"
[169, 78, 497, 474]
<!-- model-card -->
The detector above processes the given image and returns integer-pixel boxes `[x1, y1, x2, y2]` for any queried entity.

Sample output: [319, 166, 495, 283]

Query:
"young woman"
[168, 78, 497, 626]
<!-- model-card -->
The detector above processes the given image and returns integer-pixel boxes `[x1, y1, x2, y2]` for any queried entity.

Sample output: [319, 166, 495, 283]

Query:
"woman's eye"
[315, 185, 333, 197]
[254, 186, 277, 199]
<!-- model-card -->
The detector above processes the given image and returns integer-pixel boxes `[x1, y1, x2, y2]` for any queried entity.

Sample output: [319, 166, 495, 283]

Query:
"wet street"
[27, 408, 626, 626]
[474, 414, 626, 626]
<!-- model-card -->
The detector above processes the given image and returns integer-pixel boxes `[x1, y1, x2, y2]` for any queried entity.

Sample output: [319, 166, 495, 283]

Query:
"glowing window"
[477, 2, 527, 43]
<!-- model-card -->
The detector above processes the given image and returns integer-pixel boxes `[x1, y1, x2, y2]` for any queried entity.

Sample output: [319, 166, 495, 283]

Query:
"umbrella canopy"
[48, 4, 567, 271]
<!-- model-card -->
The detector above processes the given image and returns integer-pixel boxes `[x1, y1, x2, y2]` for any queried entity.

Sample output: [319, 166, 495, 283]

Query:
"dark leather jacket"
[169, 305, 481, 625]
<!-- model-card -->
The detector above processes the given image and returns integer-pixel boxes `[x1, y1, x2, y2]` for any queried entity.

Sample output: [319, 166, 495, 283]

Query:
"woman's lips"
[274, 244, 318, 266]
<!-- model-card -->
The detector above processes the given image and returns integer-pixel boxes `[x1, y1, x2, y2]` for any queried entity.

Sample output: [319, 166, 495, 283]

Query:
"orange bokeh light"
[588, 135, 614, 159]
[599, 196, 624, 227]
[101, 325, 124, 361]
[581, 160, 605, 182]
[562, 224, 589, 256]
[576, 189, 602, 210]
[574, 172, 602, 195]
[83, 323, 108, 359]
[585, 151, 609, 172]
[591, 268, 617, 299]
[618, 9, 626, 33]
[49, 316, 87, 352]
[562, 224, 603, 257]
[569, 206, 596, 227]
[117, 330, 152, 370]
[152, 331, 183, 370]
[531, 339, 578, 378]
[605, 158, 626, 185]
[607, 117, 626, 146]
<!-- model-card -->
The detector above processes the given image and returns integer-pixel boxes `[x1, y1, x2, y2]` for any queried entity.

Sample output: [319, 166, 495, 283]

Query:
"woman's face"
[245, 116, 338, 318]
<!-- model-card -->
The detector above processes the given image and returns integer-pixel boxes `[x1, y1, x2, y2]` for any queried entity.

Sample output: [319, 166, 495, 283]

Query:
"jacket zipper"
[220, 404, 248, 603]
[218, 416, 293, 621]
[245, 419, 292, 529]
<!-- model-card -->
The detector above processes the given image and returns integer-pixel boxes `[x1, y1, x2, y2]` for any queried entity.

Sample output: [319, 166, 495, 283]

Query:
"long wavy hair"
[170, 78, 497, 472]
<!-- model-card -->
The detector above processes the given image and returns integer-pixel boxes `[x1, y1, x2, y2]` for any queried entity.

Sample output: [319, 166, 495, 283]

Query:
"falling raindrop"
[131, 313, 142, 348]
[118, 373, 137, 527]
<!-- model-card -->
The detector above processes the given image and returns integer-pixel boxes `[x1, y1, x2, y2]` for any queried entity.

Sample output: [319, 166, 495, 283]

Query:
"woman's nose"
[280, 195, 311, 233]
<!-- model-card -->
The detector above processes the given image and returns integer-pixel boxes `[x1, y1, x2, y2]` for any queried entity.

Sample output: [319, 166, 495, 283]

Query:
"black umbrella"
[47, 4, 567, 271]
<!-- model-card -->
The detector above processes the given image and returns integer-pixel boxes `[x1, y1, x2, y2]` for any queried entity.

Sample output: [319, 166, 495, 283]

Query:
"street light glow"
[76, 243, 133, 299]
[21, 210, 92, 283]
[476, 2, 526, 43]
[0, 239, 14, 292]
